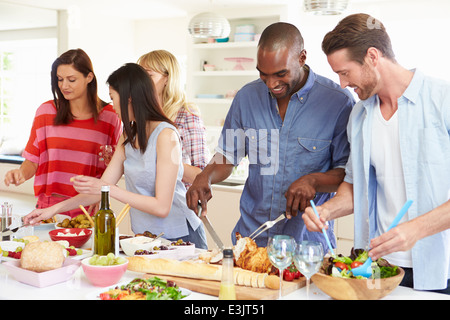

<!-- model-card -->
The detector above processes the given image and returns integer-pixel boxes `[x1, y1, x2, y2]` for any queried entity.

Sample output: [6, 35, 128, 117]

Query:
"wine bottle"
[94, 185, 116, 255]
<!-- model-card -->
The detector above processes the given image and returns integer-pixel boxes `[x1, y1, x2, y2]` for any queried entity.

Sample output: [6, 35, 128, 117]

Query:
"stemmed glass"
[267, 235, 296, 299]
[293, 241, 324, 299]
[99, 145, 114, 166]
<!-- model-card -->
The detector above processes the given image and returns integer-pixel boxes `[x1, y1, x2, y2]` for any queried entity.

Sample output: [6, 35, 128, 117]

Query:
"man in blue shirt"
[186, 22, 354, 250]
[303, 13, 450, 293]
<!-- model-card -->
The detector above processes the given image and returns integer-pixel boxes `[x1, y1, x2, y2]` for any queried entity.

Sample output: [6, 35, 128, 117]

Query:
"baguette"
[127, 256, 280, 289]
[127, 257, 222, 281]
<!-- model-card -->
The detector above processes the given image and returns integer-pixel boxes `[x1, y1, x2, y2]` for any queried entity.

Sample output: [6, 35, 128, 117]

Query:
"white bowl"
[119, 236, 161, 256]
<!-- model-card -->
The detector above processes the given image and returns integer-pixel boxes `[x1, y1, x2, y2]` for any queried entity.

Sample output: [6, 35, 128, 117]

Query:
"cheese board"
[144, 272, 306, 300]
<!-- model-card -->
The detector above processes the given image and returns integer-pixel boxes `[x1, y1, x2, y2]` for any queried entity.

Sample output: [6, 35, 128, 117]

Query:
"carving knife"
[197, 202, 224, 250]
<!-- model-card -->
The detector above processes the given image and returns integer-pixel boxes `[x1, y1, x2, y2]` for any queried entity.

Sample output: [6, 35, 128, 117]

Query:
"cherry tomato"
[283, 268, 295, 281]
[334, 261, 349, 270]
[99, 293, 113, 300]
[351, 261, 364, 269]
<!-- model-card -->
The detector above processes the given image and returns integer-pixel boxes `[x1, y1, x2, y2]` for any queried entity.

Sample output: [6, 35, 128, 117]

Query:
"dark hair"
[258, 22, 304, 53]
[322, 13, 396, 64]
[51, 48, 106, 125]
[106, 63, 174, 154]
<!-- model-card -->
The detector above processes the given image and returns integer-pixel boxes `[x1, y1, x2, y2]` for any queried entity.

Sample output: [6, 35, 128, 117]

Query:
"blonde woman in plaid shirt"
[138, 50, 208, 188]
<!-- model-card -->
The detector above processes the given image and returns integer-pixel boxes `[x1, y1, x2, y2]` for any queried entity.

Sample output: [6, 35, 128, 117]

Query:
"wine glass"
[293, 241, 324, 299]
[267, 235, 296, 299]
[99, 145, 114, 166]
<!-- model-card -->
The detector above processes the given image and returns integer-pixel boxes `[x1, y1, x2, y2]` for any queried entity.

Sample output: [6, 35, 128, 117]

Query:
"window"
[0, 38, 57, 155]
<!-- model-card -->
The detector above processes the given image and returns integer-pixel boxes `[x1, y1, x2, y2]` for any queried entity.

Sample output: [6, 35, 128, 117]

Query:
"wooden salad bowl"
[311, 266, 405, 300]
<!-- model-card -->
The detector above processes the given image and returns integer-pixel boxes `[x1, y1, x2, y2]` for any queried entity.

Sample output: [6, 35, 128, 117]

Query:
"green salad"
[321, 248, 400, 279]
[122, 277, 187, 300]
[100, 277, 187, 300]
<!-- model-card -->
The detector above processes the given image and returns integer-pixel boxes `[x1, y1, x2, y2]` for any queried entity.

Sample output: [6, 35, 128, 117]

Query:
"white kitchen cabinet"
[335, 214, 355, 255]
[204, 184, 243, 249]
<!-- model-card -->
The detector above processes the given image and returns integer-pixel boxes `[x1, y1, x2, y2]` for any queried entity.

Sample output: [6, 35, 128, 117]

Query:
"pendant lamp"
[303, 0, 349, 15]
[188, 12, 231, 39]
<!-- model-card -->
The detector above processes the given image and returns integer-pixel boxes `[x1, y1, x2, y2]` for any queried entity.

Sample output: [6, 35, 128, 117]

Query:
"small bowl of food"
[311, 248, 404, 300]
[56, 214, 93, 229]
[81, 253, 128, 287]
[119, 236, 162, 257]
[49, 228, 92, 248]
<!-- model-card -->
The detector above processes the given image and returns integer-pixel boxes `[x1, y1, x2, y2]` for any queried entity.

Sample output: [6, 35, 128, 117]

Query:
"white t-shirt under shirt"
[370, 101, 413, 268]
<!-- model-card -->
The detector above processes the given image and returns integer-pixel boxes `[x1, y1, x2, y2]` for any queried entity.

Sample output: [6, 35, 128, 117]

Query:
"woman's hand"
[24, 208, 57, 226]
[4, 169, 26, 186]
[71, 175, 107, 195]
[4, 160, 37, 186]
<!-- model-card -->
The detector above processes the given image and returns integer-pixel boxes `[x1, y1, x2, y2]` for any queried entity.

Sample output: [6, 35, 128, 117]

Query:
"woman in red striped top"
[3, 49, 122, 218]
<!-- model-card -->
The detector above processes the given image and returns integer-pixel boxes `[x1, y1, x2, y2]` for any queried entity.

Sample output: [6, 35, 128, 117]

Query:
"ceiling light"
[188, 12, 231, 39]
[304, 0, 349, 15]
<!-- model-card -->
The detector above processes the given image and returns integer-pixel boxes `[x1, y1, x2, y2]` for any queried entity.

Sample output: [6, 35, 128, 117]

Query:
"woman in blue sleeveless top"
[25, 63, 207, 249]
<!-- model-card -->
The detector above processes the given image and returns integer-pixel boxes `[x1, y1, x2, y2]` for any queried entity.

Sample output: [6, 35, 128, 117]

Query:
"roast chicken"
[233, 232, 277, 274]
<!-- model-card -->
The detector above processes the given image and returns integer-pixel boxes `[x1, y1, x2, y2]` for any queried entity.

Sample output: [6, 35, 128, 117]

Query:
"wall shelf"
[186, 12, 281, 128]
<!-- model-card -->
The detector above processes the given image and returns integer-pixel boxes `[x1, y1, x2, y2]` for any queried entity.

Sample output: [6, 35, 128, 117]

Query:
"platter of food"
[2, 240, 81, 288]
[119, 231, 196, 260]
[86, 277, 191, 300]
[126, 233, 307, 299]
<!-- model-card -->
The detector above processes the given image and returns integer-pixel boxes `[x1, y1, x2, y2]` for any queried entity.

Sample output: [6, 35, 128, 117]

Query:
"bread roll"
[20, 241, 65, 272]
[264, 275, 280, 290]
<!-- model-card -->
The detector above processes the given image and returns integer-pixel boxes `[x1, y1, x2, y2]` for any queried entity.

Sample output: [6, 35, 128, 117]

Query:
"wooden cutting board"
[144, 273, 306, 300]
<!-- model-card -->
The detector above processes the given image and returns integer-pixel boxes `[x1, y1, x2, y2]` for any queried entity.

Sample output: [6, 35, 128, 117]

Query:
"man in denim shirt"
[303, 13, 450, 293]
[186, 22, 354, 250]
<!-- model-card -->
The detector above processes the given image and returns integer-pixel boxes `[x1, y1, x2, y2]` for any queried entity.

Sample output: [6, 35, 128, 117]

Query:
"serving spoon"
[351, 199, 413, 278]
[310, 200, 335, 256]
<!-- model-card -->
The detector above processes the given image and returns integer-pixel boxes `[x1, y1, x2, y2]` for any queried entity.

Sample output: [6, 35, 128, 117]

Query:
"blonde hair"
[137, 50, 199, 121]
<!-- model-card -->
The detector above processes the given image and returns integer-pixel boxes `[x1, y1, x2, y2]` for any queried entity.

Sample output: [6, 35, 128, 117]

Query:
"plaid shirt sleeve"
[174, 108, 209, 171]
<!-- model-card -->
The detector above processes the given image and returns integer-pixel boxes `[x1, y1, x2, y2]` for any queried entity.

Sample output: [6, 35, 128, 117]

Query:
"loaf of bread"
[127, 257, 222, 281]
[127, 256, 279, 289]
[20, 241, 65, 272]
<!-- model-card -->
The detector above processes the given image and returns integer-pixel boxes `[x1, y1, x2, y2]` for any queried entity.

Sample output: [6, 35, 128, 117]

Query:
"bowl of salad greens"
[311, 248, 404, 300]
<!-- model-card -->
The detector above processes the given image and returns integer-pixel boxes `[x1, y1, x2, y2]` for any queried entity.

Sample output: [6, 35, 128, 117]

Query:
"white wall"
[60, 0, 450, 103]
[134, 17, 190, 60]
[62, 10, 136, 101]
[289, 0, 450, 86]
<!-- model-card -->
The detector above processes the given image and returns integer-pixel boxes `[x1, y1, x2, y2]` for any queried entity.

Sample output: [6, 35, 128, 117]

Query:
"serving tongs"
[249, 213, 286, 240]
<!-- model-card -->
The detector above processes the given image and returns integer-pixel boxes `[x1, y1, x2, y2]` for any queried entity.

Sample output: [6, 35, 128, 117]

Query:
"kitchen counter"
[0, 226, 449, 301]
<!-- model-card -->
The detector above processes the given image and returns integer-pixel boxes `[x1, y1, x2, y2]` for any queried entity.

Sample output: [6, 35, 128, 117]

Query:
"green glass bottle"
[94, 185, 116, 255]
